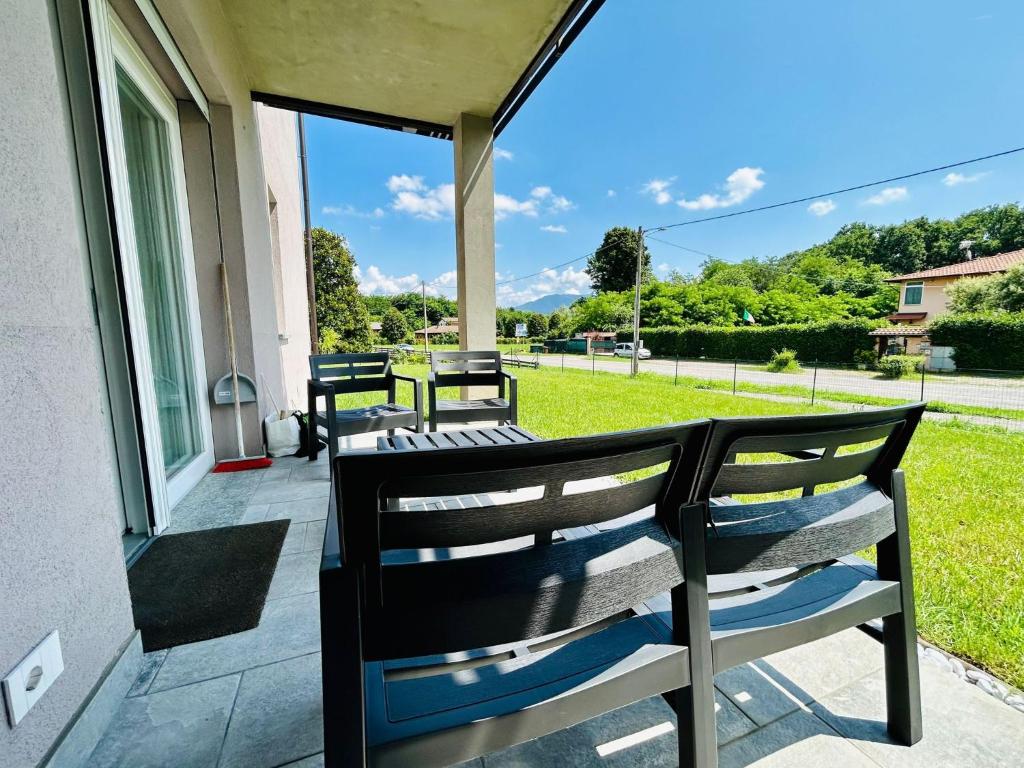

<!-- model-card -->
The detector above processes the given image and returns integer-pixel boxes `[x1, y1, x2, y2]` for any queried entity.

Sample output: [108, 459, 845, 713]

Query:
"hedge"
[928, 313, 1024, 371]
[616, 319, 877, 363]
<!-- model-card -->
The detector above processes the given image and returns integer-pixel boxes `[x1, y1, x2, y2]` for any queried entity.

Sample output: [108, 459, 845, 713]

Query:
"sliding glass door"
[117, 68, 205, 479]
[93, 4, 213, 531]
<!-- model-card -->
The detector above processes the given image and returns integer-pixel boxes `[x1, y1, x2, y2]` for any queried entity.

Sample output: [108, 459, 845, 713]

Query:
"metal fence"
[650, 356, 1024, 430]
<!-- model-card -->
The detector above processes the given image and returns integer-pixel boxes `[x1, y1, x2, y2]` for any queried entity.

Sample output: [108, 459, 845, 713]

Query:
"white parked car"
[613, 342, 651, 359]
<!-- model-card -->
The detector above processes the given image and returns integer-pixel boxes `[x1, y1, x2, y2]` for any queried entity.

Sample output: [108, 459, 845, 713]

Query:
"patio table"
[376, 424, 538, 451]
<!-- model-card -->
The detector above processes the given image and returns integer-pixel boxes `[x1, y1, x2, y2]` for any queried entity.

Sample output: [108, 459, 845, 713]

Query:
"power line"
[648, 144, 1024, 233]
[645, 235, 712, 257]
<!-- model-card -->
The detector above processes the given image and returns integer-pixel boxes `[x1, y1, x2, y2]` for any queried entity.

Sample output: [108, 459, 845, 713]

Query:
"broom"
[212, 261, 272, 472]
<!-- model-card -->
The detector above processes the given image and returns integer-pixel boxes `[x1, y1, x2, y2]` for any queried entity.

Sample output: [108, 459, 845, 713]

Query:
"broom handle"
[221, 262, 246, 458]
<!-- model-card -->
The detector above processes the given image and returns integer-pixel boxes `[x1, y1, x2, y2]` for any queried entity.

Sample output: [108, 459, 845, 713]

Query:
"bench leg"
[879, 469, 922, 746]
[307, 389, 318, 462]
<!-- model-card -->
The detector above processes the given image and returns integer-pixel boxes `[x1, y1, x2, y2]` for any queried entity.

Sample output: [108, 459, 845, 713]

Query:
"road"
[522, 353, 1024, 412]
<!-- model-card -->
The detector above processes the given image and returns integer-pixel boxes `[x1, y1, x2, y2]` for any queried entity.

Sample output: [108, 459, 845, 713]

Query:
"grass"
[341, 364, 1024, 689]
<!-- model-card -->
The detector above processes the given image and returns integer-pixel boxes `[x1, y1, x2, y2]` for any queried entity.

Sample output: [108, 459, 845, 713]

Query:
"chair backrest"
[310, 352, 392, 394]
[430, 349, 502, 389]
[695, 403, 925, 575]
[333, 421, 710, 661]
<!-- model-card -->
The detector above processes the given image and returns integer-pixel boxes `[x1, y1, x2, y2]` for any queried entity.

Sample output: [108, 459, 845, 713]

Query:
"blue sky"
[304, 0, 1024, 306]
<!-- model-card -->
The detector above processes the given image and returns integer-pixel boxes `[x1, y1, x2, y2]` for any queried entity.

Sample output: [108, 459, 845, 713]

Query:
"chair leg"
[307, 390, 318, 462]
[878, 469, 922, 745]
[883, 609, 922, 745]
[328, 427, 339, 465]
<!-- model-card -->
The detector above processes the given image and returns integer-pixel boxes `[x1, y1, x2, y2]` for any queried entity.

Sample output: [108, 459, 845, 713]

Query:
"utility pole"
[421, 281, 429, 357]
[298, 113, 318, 354]
[631, 225, 644, 377]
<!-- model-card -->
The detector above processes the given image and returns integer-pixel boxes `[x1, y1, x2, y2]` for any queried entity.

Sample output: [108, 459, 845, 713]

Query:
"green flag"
[743, 309, 756, 324]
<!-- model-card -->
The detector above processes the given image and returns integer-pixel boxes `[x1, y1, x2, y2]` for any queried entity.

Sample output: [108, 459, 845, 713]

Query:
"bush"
[854, 349, 878, 370]
[929, 313, 1024, 371]
[616, 319, 876, 363]
[877, 355, 921, 379]
[766, 348, 801, 373]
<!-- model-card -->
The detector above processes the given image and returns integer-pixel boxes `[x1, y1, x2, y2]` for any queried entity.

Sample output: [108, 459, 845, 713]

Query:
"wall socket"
[2, 631, 64, 727]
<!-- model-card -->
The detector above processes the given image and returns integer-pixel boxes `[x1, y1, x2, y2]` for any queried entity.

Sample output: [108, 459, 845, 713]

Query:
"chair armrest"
[499, 370, 518, 423]
[308, 378, 336, 397]
[391, 372, 419, 385]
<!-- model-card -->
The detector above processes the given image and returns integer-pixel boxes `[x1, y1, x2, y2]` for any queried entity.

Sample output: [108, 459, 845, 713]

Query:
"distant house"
[415, 316, 459, 339]
[369, 321, 382, 332]
[870, 248, 1024, 361]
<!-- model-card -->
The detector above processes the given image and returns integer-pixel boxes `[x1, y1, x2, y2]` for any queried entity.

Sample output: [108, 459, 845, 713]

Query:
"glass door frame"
[90, 2, 214, 531]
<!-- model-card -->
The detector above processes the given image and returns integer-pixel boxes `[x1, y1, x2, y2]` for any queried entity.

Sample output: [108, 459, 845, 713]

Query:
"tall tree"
[380, 307, 409, 343]
[311, 227, 372, 352]
[586, 226, 651, 292]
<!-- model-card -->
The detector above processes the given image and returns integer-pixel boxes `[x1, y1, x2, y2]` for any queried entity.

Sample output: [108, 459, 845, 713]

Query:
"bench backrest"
[310, 352, 392, 394]
[333, 421, 710, 660]
[695, 403, 925, 574]
[430, 349, 502, 389]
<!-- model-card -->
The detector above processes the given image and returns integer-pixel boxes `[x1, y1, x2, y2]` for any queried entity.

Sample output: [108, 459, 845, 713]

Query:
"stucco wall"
[256, 105, 311, 409]
[0, 3, 136, 766]
[154, 0, 291, 432]
[896, 275, 956, 317]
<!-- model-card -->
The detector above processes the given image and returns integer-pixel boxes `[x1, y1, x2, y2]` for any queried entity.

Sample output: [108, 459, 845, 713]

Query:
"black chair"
[320, 422, 715, 767]
[307, 353, 422, 464]
[642, 403, 926, 758]
[427, 350, 516, 431]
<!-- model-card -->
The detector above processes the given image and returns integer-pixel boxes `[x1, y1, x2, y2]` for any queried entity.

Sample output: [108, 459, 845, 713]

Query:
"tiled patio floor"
[86, 440, 1024, 767]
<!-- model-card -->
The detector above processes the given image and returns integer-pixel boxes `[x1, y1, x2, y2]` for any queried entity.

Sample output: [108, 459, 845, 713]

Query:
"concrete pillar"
[453, 113, 497, 351]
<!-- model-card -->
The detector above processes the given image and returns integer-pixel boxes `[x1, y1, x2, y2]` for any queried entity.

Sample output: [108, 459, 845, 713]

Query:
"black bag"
[293, 411, 326, 458]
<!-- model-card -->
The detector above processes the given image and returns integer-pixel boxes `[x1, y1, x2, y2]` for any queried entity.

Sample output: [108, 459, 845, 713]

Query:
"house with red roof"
[869, 248, 1024, 361]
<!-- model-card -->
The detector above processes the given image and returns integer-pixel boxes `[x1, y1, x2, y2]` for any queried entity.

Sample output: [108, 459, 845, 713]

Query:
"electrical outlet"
[3, 631, 63, 727]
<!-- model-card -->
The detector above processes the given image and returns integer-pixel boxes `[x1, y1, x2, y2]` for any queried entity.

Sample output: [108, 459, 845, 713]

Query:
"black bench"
[320, 422, 713, 767]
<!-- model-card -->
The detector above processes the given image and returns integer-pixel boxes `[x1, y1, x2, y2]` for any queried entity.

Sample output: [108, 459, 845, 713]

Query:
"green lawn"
[346, 364, 1024, 689]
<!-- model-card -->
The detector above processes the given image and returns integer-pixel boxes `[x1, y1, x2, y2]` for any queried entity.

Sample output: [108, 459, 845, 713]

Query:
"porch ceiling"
[217, 0, 579, 130]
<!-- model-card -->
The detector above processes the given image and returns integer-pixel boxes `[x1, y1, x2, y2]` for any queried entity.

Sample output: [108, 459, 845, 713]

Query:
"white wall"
[0, 3, 136, 765]
[256, 105, 311, 409]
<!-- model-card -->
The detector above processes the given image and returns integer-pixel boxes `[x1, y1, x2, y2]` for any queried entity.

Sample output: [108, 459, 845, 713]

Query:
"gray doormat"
[128, 521, 289, 652]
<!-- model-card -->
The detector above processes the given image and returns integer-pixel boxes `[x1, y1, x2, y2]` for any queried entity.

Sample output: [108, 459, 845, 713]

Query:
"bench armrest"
[308, 378, 336, 397]
[499, 370, 518, 422]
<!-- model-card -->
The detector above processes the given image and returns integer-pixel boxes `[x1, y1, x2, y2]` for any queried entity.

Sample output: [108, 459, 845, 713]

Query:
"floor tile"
[280, 522, 308, 555]
[250, 477, 330, 505]
[266, 496, 330, 524]
[149, 592, 319, 693]
[289, 461, 331, 482]
[811, 662, 1024, 767]
[303, 520, 327, 552]
[85, 675, 239, 768]
[127, 650, 169, 698]
[717, 710, 879, 768]
[238, 504, 269, 524]
[258, 467, 293, 483]
[218, 653, 323, 768]
[267, 551, 320, 600]
[716, 629, 884, 726]
[484, 696, 682, 767]
[279, 755, 325, 768]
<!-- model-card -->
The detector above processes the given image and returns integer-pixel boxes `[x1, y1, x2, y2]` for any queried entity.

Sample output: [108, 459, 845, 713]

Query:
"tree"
[948, 264, 1024, 314]
[526, 312, 549, 337]
[311, 227, 372, 352]
[586, 227, 651, 292]
[380, 307, 409, 343]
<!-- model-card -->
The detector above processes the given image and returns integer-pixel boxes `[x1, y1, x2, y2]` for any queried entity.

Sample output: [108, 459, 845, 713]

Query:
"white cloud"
[386, 174, 425, 193]
[540, 224, 567, 234]
[390, 180, 455, 220]
[607, 189, 616, 197]
[643, 178, 676, 205]
[676, 167, 765, 210]
[863, 186, 908, 205]
[386, 175, 571, 221]
[322, 203, 385, 219]
[496, 265, 591, 306]
[493, 147, 514, 161]
[808, 199, 836, 216]
[494, 193, 538, 221]
[355, 265, 423, 295]
[943, 171, 987, 187]
[656, 262, 671, 274]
